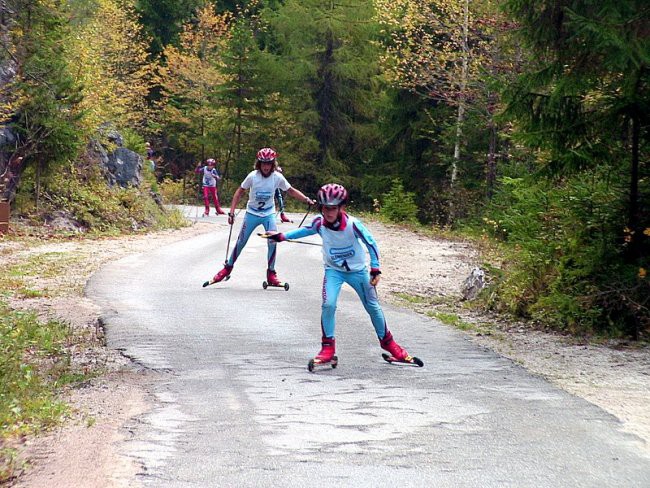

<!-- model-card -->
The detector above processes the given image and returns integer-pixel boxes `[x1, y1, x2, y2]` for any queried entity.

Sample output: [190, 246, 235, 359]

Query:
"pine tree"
[135, 0, 204, 58]
[259, 0, 383, 190]
[503, 0, 649, 260]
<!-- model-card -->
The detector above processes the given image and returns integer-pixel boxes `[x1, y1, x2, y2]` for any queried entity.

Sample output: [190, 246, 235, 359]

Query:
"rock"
[461, 266, 486, 301]
[106, 147, 143, 188]
[44, 210, 86, 233]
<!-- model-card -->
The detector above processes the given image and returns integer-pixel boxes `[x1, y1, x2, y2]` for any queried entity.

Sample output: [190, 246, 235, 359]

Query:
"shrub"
[380, 179, 419, 224]
[477, 167, 649, 338]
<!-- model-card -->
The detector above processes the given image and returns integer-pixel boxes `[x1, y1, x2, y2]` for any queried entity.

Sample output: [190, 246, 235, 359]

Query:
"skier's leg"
[276, 189, 290, 222]
[202, 187, 210, 215]
[321, 268, 344, 339]
[275, 188, 285, 213]
[206, 187, 219, 214]
[226, 213, 261, 267]
[263, 216, 278, 271]
[347, 269, 388, 338]
[210, 186, 226, 215]
[347, 270, 410, 360]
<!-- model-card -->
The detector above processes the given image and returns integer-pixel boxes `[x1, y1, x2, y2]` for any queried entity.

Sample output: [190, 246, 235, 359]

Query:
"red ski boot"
[203, 264, 232, 287]
[308, 338, 338, 371]
[263, 269, 289, 291]
[380, 331, 424, 367]
[216, 208, 226, 215]
[280, 212, 291, 223]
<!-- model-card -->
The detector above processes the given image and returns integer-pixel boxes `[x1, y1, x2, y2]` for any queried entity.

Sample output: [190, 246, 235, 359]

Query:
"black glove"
[267, 232, 286, 242]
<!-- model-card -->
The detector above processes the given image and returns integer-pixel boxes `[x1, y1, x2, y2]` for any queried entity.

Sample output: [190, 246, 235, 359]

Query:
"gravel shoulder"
[5, 213, 650, 486]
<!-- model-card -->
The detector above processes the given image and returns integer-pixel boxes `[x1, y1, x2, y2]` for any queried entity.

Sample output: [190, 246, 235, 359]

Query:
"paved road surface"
[87, 210, 650, 487]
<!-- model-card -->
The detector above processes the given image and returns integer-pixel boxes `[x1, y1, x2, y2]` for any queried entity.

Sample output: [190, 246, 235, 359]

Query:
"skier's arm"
[228, 187, 246, 224]
[267, 217, 321, 242]
[286, 187, 316, 206]
[352, 220, 382, 284]
[194, 165, 203, 174]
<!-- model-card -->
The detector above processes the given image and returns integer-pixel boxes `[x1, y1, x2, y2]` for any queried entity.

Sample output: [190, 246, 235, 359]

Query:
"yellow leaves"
[639, 268, 647, 279]
[374, 0, 502, 105]
[154, 4, 234, 155]
[67, 0, 154, 131]
[644, 228, 650, 237]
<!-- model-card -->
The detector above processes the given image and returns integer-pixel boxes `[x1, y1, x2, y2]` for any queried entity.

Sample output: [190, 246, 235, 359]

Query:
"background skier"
[210, 147, 315, 286]
[195, 158, 225, 216]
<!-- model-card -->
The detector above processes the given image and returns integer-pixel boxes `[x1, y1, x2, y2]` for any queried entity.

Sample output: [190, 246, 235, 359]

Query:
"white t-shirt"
[241, 170, 291, 217]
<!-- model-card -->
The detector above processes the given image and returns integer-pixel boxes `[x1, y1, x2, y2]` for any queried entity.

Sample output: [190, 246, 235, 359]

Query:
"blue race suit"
[283, 212, 387, 339]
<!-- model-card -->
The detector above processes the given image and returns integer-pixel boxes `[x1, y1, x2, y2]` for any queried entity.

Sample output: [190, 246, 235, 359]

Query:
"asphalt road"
[86, 210, 650, 487]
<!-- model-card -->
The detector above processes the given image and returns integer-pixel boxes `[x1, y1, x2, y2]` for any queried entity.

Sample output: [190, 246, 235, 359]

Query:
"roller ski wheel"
[262, 281, 290, 291]
[382, 353, 424, 367]
[308, 356, 338, 372]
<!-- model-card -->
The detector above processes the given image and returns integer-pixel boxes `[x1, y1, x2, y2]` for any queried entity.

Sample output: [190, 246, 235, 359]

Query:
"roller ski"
[262, 269, 289, 291]
[202, 264, 232, 287]
[380, 331, 424, 367]
[308, 338, 338, 372]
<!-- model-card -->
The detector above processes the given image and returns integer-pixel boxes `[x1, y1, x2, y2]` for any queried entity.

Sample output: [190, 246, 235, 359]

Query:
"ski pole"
[223, 219, 234, 264]
[257, 233, 322, 247]
[297, 203, 313, 228]
[223, 208, 244, 263]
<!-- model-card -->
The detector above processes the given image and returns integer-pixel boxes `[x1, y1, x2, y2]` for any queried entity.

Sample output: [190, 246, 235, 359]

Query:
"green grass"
[394, 292, 428, 304]
[0, 301, 91, 483]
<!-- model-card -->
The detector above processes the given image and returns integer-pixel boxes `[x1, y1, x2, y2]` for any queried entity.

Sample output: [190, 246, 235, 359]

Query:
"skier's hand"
[259, 232, 286, 242]
[306, 198, 316, 206]
[370, 268, 382, 286]
[228, 212, 235, 225]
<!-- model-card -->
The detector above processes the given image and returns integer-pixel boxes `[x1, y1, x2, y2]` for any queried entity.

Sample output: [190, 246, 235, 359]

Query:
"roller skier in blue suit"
[263, 183, 423, 370]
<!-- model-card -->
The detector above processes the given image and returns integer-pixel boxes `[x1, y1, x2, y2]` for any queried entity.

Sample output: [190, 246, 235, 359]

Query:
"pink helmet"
[256, 147, 277, 162]
[317, 183, 348, 206]
[206, 158, 216, 165]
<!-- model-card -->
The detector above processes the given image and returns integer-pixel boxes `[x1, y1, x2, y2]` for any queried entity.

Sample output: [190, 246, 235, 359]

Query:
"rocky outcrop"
[88, 136, 143, 188]
[106, 147, 143, 188]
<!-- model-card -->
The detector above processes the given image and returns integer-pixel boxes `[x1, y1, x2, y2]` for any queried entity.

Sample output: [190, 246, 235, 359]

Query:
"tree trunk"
[626, 112, 640, 261]
[448, 0, 470, 223]
[35, 158, 41, 211]
[316, 28, 335, 168]
[486, 94, 497, 200]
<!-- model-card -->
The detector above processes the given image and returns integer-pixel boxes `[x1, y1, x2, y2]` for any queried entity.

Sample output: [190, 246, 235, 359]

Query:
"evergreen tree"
[3, 0, 83, 206]
[259, 0, 383, 194]
[218, 14, 271, 181]
[135, 0, 205, 57]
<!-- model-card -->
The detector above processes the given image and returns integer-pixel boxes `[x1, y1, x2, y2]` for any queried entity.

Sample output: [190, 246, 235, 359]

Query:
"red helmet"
[317, 183, 348, 206]
[256, 147, 277, 162]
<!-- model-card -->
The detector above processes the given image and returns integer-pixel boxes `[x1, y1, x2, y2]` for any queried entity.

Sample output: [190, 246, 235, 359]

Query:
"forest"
[0, 0, 648, 338]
